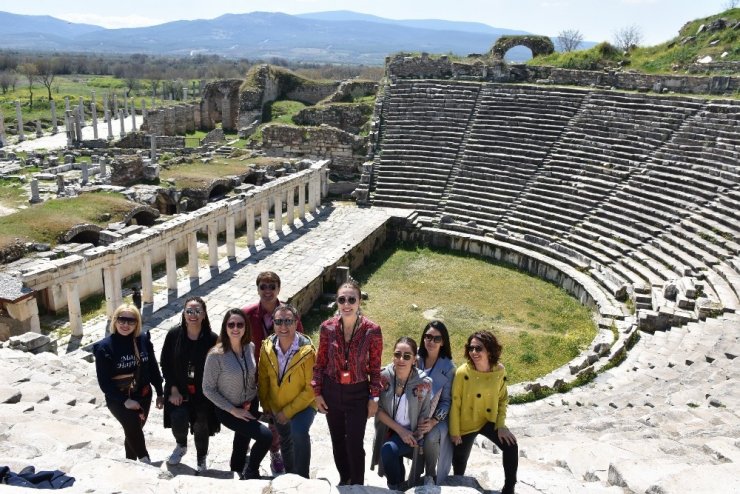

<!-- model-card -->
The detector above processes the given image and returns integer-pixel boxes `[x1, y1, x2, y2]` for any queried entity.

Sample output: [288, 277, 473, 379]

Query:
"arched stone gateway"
[62, 224, 102, 245]
[490, 35, 555, 59]
[124, 205, 160, 227]
[208, 179, 232, 202]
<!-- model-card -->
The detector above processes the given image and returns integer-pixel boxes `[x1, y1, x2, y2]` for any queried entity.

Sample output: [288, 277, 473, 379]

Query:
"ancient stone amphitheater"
[1, 73, 738, 493]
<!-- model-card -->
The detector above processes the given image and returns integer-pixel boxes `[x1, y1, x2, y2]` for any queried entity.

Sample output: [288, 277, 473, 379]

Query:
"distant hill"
[0, 10, 540, 64]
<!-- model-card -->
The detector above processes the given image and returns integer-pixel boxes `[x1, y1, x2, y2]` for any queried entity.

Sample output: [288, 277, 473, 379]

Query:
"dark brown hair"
[418, 320, 453, 361]
[216, 308, 250, 353]
[256, 271, 281, 288]
[465, 330, 502, 367]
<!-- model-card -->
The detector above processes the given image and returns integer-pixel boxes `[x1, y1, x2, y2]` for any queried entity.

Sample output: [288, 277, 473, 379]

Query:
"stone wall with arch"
[490, 35, 555, 59]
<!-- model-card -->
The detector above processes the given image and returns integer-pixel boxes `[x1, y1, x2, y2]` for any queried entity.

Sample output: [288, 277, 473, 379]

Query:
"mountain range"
[0, 10, 563, 64]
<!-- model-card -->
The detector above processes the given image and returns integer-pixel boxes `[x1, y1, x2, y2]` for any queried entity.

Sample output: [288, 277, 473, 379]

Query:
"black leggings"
[169, 403, 210, 458]
[215, 407, 272, 475]
[106, 390, 153, 460]
[452, 422, 518, 487]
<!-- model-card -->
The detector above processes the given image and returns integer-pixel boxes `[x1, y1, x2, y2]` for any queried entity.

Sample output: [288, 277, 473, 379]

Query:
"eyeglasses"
[116, 316, 137, 325]
[259, 283, 277, 291]
[227, 321, 245, 329]
[273, 318, 294, 326]
[184, 308, 203, 316]
[336, 296, 358, 305]
[393, 351, 414, 361]
[466, 344, 484, 353]
[423, 334, 443, 343]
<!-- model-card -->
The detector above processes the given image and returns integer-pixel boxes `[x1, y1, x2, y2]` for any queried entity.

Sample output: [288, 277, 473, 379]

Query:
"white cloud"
[56, 13, 164, 29]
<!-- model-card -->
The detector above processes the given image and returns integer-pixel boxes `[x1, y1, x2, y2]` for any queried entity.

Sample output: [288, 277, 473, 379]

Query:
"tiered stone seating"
[501, 91, 703, 240]
[442, 85, 587, 231]
[372, 80, 480, 215]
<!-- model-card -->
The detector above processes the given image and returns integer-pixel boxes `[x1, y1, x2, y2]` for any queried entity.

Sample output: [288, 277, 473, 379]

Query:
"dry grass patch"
[159, 159, 254, 189]
[0, 192, 136, 247]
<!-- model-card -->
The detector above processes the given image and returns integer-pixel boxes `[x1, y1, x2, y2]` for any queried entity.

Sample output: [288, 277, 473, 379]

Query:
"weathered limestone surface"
[293, 102, 373, 134]
[261, 124, 366, 171]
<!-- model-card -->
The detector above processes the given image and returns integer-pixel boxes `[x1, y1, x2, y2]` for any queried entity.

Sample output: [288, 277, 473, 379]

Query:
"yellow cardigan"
[258, 333, 317, 418]
[449, 361, 508, 436]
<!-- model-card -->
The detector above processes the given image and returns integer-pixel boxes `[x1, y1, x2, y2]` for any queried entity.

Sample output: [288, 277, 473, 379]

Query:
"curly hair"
[465, 330, 502, 368]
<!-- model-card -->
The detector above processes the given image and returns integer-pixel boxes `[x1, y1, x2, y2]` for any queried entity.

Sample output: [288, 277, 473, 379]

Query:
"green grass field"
[302, 245, 597, 384]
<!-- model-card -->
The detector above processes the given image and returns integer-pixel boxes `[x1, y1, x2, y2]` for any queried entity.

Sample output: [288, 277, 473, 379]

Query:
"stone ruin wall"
[141, 103, 200, 137]
[117, 132, 185, 149]
[293, 103, 373, 134]
[386, 53, 739, 95]
[261, 124, 366, 174]
[201, 79, 242, 132]
[322, 80, 378, 103]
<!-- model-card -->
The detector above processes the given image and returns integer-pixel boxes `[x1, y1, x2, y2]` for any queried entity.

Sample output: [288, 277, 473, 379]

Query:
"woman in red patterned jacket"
[312, 280, 383, 486]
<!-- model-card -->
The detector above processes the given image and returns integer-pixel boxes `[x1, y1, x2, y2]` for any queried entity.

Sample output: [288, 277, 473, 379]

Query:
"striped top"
[203, 342, 257, 412]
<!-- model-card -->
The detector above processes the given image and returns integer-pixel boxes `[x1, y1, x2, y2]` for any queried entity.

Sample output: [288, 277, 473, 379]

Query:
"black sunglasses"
[424, 334, 443, 343]
[184, 308, 203, 316]
[466, 344, 484, 353]
[336, 296, 358, 305]
[116, 316, 137, 325]
[259, 283, 277, 291]
[274, 318, 294, 326]
[227, 321, 245, 329]
[393, 351, 414, 361]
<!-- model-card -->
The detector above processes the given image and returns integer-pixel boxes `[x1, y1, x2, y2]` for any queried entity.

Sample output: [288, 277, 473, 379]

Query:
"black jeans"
[170, 403, 210, 458]
[322, 377, 369, 485]
[106, 388, 153, 460]
[452, 421, 518, 488]
[215, 407, 272, 475]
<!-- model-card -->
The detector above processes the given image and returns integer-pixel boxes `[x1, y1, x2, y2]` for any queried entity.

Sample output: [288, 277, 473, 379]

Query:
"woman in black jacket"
[95, 304, 164, 463]
[160, 296, 219, 473]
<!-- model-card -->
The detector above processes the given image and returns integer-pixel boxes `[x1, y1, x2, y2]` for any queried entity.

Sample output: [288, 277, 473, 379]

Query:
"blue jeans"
[380, 432, 414, 487]
[274, 407, 316, 478]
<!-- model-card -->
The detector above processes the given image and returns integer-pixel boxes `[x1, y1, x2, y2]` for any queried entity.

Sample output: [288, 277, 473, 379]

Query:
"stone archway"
[124, 205, 160, 227]
[490, 35, 555, 59]
[63, 224, 102, 245]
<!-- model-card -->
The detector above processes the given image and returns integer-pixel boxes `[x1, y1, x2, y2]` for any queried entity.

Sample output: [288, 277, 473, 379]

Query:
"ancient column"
[0, 111, 6, 147]
[29, 178, 41, 203]
[50, 100, 58, 134]
[124, 96, 129, 117]
[183, 87, 188, 101]
[141, 253, 153, 304]
[15, 101, 24, 142]
[207, 222, 218, 269]
[113, 93, 118, 116]
[81, 163, 89, 186]
[187, 232, 199, 280]
[65, 279, 83, 337]
[131, 100, 137, 130]
[64, 96, 70, 113]
[74, 110, 83, 144]
[273, 191, 283, 232]
[56, 174, 65, 195]
[64, 111, 73, 147]
[261, 200, 270, 240]
[321, 167, 329, 198]
[91, 100, 98, 139]
[103, 94, 109, 122]
[119, 109, 125, 138]
[150, 134, 157, 161]
[78, 97, 85, 127]
[5, 297, 41, 333]
[298, 181, 306, 219]
[99, 156, 107, 177]
[103, 264, 123, 318]
[166, 241, 178, 291]
[142, 100, 148, 121]
[246, 206, 255, 247]
[286, 185, 295, 225]
[35, 120, 42, 138]
[226, 214, 236, 259]
[105, 109, 113, 140]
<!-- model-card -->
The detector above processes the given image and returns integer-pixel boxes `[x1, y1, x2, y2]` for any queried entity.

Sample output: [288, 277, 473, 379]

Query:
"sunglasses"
[227, 321, 245, 329]
[274, 318, 294, 326]
[116, 316, 137, 325]
[393, 351, 414, 361]
[466, 344, 484, 353]
[336, 296, 358, 305]
[423, 334, 443, 343]
[259, 283, 277, 291]
[184, 308, 203, 316]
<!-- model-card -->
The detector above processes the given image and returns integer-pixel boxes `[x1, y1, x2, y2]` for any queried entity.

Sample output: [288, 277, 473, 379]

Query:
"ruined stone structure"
[199, 79, 242, 132]
[140, 104, 200, 137]
[490, 35, 555, 59]
[386, 53, 740, 95]
[261, 124, 366, 172]
[117, 132, 185, 149]
[293, 102, 373, 134]
[109, 155, 147, 186]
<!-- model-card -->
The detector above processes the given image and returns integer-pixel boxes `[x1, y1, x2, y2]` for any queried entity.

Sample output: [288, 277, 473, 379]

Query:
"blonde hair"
[109, 304, 143, 337]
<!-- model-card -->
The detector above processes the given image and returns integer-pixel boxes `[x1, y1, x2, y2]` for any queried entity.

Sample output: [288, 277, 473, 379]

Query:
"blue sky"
[0, 0, 732, 45]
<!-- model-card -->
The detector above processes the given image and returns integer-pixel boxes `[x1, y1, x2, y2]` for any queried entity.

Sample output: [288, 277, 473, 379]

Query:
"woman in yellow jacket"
[258, 303, 317, 478]
[449, 330, 518, 494]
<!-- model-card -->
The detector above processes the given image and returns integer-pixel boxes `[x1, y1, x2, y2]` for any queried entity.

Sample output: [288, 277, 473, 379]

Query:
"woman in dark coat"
[160, 296, 219, 473]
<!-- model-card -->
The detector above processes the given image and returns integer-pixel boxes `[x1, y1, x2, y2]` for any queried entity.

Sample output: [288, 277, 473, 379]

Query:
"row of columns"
[59, 174, 323, 336]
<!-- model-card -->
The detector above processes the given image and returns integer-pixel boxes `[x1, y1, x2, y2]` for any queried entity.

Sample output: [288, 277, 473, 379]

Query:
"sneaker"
[166, 444, 187, 465]
[240, 467, 261, 480]
[196, 455, 207, 474]
[270, 450, 285, 476]
[139, 456, 151, 464]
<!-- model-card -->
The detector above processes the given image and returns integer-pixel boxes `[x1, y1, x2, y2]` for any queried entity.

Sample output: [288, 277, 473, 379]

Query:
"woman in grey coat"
[370, 337, 432, 491]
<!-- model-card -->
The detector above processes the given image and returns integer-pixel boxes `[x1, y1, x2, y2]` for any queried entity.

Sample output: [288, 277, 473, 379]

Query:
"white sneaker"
[196, 455, 207, 474]
[139, 456, 151, 464]
[167, 444, 187, 465]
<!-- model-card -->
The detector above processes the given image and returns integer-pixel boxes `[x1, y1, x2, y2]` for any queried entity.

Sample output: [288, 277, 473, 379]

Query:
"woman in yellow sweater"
[449, 330, 518, 494]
